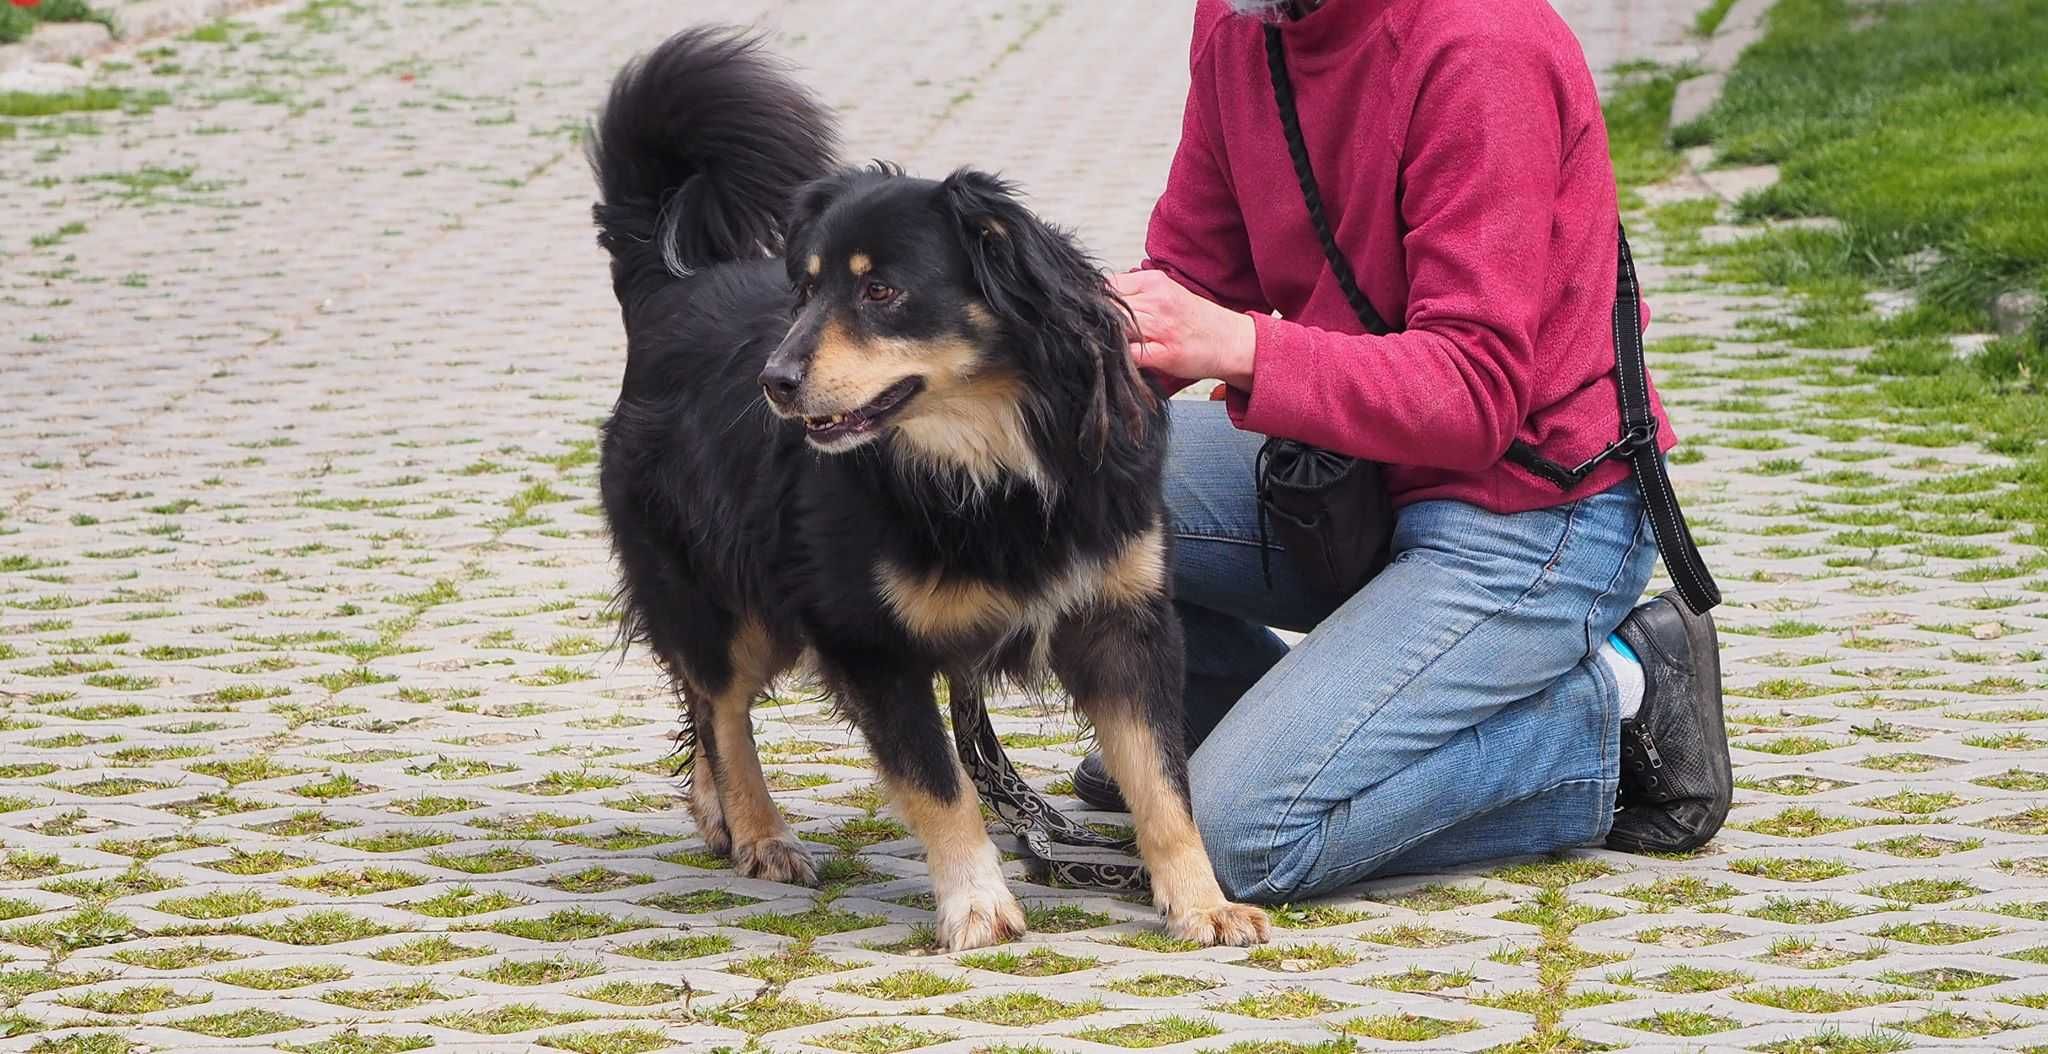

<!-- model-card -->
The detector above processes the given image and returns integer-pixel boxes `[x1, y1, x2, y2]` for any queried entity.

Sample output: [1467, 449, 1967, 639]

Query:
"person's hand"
[1110, 271, 1257, 392]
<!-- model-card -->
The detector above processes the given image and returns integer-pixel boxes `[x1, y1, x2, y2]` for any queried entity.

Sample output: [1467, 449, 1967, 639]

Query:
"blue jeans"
[1168, 401, 1657, 902]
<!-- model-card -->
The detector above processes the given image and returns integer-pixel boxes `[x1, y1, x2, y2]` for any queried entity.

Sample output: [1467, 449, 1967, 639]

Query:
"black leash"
[1501, 229, 1721, 614]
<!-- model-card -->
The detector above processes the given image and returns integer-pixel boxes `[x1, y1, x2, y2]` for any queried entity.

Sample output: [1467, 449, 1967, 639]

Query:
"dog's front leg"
[698, 684, 815, 886]
[1052, 595, 1272, 947]
[844, 670, 1025, 952]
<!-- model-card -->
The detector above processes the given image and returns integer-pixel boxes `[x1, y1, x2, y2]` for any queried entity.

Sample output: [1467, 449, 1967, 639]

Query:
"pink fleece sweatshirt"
[1143, 0, 1675, 512]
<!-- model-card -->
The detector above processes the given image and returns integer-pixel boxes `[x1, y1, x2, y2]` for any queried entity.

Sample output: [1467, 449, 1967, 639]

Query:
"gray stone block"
[0, 58, 93, 92]
[116, 0, 262, 41]
[1993, 289, 2045, 337]
[23, 19, 110, 63]
[1697, 163, 1781, 203]
[1669, 71, 1726, 130]
[1952, 333, 1998, 359]
[1703, 0, 1779, 71]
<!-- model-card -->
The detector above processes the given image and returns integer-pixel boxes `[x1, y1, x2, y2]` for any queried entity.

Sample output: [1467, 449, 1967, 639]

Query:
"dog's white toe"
[935, 886, 1026, 952]
[1165, 900, 1271, 947]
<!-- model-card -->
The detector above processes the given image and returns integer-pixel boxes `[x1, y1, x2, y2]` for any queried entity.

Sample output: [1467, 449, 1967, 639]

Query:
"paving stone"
[5, 1, 2047, 1052]
[1697, 162, 1783, 204]
[1995, 290, 2046, 338]
[1669, 69, 1726, 129]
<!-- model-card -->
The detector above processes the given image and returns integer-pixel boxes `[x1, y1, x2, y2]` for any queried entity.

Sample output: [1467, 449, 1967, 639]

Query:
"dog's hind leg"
[1050, 540, 1271, 946]
[695, 617, 814, 886]
[843, 668, 1024, 951]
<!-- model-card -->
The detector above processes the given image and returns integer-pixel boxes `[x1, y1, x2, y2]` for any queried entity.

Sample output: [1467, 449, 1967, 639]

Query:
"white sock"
[1600, 633, 1645, 721]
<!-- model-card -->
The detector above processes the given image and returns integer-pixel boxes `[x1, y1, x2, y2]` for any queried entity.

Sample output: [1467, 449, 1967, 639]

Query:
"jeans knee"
[1191, 777, 1339, 904]
[1207, 830, 1323, 904]
[1189, 769, 1268, 902]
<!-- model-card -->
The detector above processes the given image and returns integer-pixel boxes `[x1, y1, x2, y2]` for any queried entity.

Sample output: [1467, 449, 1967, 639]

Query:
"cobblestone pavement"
[5, 1, 2048, 1052]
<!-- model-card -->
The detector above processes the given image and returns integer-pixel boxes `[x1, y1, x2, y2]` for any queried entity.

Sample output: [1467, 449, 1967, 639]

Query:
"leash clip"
[1568, 421, 1658, 481]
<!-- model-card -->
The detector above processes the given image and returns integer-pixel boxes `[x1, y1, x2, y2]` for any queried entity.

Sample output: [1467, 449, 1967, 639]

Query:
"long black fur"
[591, 27, 1182, 818]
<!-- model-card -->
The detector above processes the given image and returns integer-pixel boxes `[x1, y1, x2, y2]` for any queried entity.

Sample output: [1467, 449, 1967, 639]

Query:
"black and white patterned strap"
[948, 683, 1150, 892]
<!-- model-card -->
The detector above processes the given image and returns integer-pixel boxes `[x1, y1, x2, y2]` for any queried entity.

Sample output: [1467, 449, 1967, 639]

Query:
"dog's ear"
[939, 168, 1155, 462]
[939, 168, 1098, 327]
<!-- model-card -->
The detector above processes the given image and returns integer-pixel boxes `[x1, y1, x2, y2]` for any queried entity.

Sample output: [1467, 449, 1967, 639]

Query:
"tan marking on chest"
[891, 371, 1050, 495]
[877, 566, 1025, 640]
[876, 527, 1162, 644]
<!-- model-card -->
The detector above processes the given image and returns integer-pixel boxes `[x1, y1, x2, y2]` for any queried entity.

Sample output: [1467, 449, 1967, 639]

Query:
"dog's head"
[762, 165, 1151, 484]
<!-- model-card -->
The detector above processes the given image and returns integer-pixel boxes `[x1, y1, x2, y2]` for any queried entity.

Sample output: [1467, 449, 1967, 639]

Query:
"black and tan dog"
[589, 27, 1269, 950]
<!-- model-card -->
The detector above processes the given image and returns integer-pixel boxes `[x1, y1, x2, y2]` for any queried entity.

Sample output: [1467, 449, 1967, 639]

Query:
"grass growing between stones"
[429, 1004, 592, 1035]
[1752, 1028, 1912, 1054]
[614, 934, 732, 961]
[814, 1022, 956, 1054]
[281, 1033, 432, 1054]
[1337, 1014, 1478, 1041]
[957, 946, 1097, 976]
[1461, 888, 1625, 1050]
[1101, 974, 1220, 997]
[1070, 1016, 1221, 1048]
[212, 964, 351, 990]
[535, 1029, 670, 1054]
[948, 992, 1103, 1025]
[1213, 989, 1349, 1020]
[833, 970, 970, 999]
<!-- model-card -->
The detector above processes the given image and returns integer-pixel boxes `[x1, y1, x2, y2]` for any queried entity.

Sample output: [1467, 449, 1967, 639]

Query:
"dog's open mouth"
[803, 377, 924, 443]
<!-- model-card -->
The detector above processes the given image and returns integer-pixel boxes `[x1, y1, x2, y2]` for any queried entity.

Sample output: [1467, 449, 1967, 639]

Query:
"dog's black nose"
[759, 364, 801, 404]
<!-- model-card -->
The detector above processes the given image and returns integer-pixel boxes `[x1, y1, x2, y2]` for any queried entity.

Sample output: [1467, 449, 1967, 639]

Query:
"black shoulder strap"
[1264, 26, 1388, 336]
[1263, 26, 1719, 614]
[1609, 228, 1720, 614]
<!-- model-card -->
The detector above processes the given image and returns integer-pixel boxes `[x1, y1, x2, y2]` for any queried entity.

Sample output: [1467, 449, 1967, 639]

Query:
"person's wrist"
[1216, 311, 1257, 391]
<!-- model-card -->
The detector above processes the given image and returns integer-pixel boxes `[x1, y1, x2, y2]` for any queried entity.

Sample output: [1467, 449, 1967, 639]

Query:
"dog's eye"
[861, 281, 899, 303]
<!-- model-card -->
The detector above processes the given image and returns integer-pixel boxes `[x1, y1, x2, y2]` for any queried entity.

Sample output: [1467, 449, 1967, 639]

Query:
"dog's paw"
[1165, 900, 1271, 947]
[935, 887, 1026, 952]
[734, 835, 817, 886]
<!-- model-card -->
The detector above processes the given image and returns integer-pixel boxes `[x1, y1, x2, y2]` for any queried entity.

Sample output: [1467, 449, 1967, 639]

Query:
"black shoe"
[1605, 591, 1732, 855]
[1069, 752, 1127, 812]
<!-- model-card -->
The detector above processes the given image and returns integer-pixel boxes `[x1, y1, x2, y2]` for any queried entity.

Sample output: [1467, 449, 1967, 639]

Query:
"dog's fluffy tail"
[588, 26, 836, 302]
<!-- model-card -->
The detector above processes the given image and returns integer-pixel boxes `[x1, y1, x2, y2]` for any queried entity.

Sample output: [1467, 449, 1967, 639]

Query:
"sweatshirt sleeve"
[1136, 17, 1271, 395]
[1227, 33, 1568, 472]
[1140, 87, 1268, 316]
